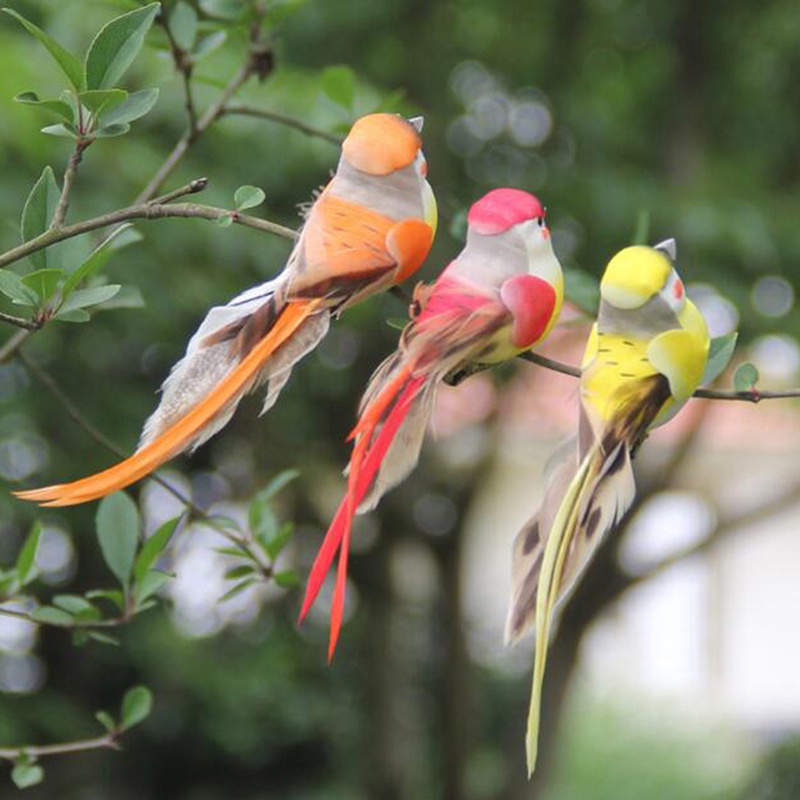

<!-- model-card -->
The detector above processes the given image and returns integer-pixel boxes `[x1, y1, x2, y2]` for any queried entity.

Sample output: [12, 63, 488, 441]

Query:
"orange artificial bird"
[16, 113, 437, 507]
[299, 188, 564, 659]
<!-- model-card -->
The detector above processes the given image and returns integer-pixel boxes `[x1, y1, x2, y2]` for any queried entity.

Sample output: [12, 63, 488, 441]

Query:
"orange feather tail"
[15, 301, 322, 507]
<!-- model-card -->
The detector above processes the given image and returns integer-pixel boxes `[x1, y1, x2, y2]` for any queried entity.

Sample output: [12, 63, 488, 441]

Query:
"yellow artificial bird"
[505, 239, 710, 775]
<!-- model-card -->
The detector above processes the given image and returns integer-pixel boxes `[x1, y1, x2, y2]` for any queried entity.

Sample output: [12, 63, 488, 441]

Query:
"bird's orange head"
[341, 113, 423, 176]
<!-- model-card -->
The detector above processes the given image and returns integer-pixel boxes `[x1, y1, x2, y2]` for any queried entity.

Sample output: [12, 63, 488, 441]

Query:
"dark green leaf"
[40, 123, 78, 138]
[59, 285, 122, 313]
[21, 269, 64, 303]
[21, 167, 60, 271]
[93, 123, 131, 138]
[85, 3, 160, 90]
[16, 522, 42, 585]
[89, 631, 120, 647]
[0, 269, 39, 305]
[2, 8, 83, 90]
[96, 492, 140, 589]
[11, 761, 44, 790]
[249, 501, 277, 542]
[170, 2, 197, 50]
[701, 332, 738, 386]
[219, 578, 256, 602]
[78, 88, 127, 114]
[134, 516, 180, 581]
[120, 685, 153, 730]
[31, 606, 74, 626]
[193, 30, 226, 61]
[214, 545, 247, 558]
[101, 88, 159, 126]
[62, 224, 142, 296]
[14, 92, 74, 123]
[95, 711, 116, 732]
[234, 185, 265, 211]
[733, 362, 759, 393]
[321, 65, 356, 110]
[274, 569, 299, 588]
[564, 267, 600, 315]
[224, 564, 255, 580]
[258, 468, 300, 501]
[134, 569, 170, 606]
[265, 522, 294, 560]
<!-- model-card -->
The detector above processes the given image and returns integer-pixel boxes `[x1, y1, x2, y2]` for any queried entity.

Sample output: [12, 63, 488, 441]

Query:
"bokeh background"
[0, 0, 799, 797]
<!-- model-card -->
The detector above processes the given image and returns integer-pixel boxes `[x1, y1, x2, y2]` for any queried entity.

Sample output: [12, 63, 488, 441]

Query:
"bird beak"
[408, 116, 424, 133]
[654, 238, 677, 260]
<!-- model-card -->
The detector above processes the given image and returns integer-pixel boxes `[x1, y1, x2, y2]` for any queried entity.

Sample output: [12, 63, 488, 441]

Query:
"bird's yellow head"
[341, 113, 424, 176]
[601, 245, 685, 313]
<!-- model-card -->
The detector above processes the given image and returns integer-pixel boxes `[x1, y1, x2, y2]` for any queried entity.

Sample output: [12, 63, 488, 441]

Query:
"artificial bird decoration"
[300, 187, 564, 659]
[16, 113, 437, 507]
[505, 239, 710, 775]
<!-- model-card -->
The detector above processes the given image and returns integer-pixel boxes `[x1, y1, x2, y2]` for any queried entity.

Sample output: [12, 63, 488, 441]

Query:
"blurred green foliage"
[0, 0, 795, 797]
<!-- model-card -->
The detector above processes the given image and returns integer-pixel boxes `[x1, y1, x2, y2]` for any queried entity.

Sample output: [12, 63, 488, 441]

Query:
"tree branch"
[0, 605, 130, 629]
[518, 350, 800, 402]
[0, 732, 119, 761]
[51, 142, 88, 229]
[221, 105, 342, 145]
[0, 312, 40, 331]
[159, 11, 197, 135]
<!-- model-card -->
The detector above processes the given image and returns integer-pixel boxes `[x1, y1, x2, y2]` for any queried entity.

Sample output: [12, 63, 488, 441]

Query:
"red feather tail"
[299, 373, 425, 659]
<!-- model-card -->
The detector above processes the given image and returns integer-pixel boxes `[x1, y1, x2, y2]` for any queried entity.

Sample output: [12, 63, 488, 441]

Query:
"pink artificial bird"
[299, 188, 565, 658]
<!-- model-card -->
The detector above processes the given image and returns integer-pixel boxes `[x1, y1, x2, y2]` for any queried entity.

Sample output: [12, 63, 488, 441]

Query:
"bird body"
[300, 188, 564, 659]
[17, 113, 436, 508]
[506, 240, 710, 775]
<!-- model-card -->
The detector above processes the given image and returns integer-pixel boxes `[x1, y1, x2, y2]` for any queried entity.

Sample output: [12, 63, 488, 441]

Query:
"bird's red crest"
[467, 188, 545, 235]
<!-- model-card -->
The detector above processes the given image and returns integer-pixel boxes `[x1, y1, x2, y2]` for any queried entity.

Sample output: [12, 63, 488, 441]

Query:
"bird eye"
[537, 217, 544, 228]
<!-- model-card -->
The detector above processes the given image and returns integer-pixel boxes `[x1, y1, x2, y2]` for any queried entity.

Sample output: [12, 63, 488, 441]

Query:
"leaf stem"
[0, 732, 120, 761]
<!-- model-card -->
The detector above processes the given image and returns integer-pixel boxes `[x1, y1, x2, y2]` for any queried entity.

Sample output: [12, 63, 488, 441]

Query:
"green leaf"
[120, 685, 153, 730]
[733, 362, 759, 393]
[95, 710, 116, 732]
[14, 92, 74, 123]
[21, 167, 60, 271]
[198, 0, 247, 20]
[93, 123, 131, 138]
[234, 185, 265, 211]
[249, 499, 277, 543]
[274, 569, 299, 589]
[98, 285, 144, 311]
[134, 569, 170, 607]
[41, 123, 78, 138]
[62, 224, 142, 296]
[170, 2, 197, 51]
[215, 214, 234, 228]
[88, 631, 119, 647]
[0, 269, 39, 305]
[321, 65, 356, 110]
[564, 267, 599, 315]
[85, 3, 161, 90]
[54, 308, 91, 323]
[2, 8, 83, 90]
[21, 269, 64, 303]
[16, 522, 42, 585]
[265, 522, 294, 560]
[701, 332, 738, 386]
[258, 468, 300, 502]
[52, 594, 97, 616]
[193, 30, 226, 61]
[101, 88, 159, 126]
[96, 492, 140, 589]
[85, 588, 126, 611]
[219, 578, 256, 602]
[78, 88, 128, 115]
[224, 564, 255, 580]
[134, 517, 180, 581]
[31, 606, 74, 626]
[11, 761, 44, 790]
[59, 284, 122, 314]
[214, 545, 247, 558]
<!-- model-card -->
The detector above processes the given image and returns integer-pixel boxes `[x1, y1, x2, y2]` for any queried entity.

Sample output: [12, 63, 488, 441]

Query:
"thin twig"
[0, 605, 129, 629]
[0, 312, 40, 331]
[51, 143, 87, 229]
[518, 350, 800, 401]
[159, 11, 198, 134]
[222, 105, 342, 145]
[0, 330, 31, 364]
[0, 732, 119, 761]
